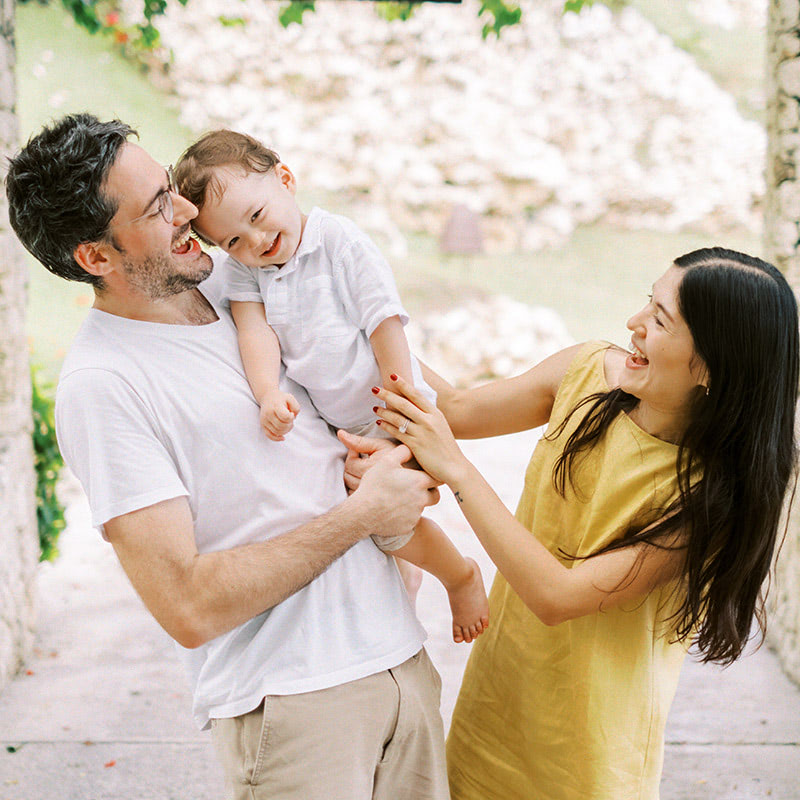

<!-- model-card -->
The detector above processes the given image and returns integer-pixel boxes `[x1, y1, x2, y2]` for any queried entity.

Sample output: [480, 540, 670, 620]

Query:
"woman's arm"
[230, 301, 299, 441]
[432, 459, 683, 624]
[373, 376, 685, 624]
[421, 343, 585, 439]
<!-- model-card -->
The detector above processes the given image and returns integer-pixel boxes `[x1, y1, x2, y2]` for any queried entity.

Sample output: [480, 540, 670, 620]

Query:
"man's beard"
[122, 250, 213, 300]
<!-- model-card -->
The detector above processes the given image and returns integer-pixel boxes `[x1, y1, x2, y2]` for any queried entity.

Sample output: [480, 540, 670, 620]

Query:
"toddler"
[175, 130, 488, 643]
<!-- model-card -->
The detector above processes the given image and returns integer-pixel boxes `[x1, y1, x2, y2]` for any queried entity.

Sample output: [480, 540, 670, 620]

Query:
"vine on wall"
[20, 0, 593, 51]
[31, 370, 65, 562]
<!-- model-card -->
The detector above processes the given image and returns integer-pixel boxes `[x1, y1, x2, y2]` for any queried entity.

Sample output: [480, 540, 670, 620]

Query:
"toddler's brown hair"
[174, 130, 280, 219]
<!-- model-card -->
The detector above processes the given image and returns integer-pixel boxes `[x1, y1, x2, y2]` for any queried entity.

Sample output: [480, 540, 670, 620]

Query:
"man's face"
[104, 143, 213, 298]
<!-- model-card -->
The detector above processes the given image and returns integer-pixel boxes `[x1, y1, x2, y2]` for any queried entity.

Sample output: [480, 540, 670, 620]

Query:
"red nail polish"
[390, 374, 398, 381]
[376, 420, 382, 425]
[371, 386, 379, 394]
[372, 406, 378, 413]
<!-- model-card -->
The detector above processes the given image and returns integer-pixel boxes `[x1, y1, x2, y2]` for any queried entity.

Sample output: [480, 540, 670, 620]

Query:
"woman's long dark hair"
[549, 248, 799, 665]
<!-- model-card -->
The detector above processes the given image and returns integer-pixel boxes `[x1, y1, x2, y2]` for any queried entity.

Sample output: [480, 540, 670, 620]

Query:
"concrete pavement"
[1, 429, 799, 799]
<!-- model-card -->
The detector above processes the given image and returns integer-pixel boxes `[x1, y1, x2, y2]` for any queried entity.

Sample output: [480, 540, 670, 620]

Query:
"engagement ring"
[398, 419, 409, 434]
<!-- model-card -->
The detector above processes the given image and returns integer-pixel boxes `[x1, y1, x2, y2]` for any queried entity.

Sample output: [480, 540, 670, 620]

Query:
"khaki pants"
[211, 649, 450, 800]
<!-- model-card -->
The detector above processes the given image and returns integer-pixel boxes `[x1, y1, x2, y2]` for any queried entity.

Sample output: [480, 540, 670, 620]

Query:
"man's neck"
[92, 287, 218, 326]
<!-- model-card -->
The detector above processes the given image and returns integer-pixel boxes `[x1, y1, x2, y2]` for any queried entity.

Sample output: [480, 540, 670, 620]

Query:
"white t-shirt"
[55, 264, 426, 730]
[222, 207, 435, 430]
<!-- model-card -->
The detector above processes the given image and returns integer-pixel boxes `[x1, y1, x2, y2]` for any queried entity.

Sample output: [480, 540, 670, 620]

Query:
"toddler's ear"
[277, 163, 297, 194]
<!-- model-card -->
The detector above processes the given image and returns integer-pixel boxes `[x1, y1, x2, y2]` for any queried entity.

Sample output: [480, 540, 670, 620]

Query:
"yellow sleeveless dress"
[447, 342, 690, 800]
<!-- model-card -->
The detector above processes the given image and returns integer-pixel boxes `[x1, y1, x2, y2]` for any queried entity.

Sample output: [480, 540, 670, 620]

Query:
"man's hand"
[338, 430, 396, 492]
[347, 440, 441, 539]
[259, 389, 300, 441]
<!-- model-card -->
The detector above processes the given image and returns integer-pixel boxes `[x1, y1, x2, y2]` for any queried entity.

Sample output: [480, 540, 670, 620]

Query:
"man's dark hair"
[5, 113, 137, 290]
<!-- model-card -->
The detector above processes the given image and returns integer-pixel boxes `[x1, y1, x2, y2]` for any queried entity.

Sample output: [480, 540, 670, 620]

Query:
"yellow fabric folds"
[447, 342, 689, 800]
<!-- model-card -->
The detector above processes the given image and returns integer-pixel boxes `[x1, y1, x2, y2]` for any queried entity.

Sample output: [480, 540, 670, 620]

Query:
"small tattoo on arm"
[454, 490, 464, 504]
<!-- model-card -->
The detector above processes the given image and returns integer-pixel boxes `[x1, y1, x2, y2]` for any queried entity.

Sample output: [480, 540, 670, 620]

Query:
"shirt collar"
[294, 207, 325, 260]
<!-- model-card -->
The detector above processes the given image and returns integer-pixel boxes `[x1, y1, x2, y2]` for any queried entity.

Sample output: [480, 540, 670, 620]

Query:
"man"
[7, 114, 449, 800]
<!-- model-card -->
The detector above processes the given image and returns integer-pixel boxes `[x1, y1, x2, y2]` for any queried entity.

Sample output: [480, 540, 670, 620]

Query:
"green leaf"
[376, 2, 417, 22]
[564, 0, 594, 13]
[58, 0, 102, 34]
[279, 1, 316, 27]
[478, 0, 522, 39]
[218, 15, 246, 27]
[31, 368, 65, 563]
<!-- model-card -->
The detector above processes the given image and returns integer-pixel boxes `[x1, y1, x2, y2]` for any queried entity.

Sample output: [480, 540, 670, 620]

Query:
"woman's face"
[621, 266, 707, 437]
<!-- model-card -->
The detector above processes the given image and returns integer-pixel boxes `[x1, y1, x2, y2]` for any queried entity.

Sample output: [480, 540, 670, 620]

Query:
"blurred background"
[7, 5, 800, 798]
[20, 0, 766, 384]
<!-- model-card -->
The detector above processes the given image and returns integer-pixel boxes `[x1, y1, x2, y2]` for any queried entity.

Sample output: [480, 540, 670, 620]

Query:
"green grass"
[16, 1, 762, 379]
[391, 225, 760, 348]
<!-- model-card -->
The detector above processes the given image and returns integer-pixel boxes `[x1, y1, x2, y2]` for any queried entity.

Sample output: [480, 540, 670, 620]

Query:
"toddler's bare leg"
[391, 517, 489, 643]
[393, 557, 423, 610]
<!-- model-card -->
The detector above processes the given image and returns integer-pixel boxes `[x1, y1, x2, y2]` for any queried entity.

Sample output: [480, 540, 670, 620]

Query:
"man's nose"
[172, 192, 199, 226]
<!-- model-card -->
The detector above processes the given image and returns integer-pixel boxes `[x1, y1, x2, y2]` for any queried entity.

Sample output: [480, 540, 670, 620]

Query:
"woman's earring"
[705, 385, 710, 397]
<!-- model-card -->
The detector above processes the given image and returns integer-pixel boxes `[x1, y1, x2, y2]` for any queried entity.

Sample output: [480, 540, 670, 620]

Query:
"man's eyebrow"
[139, 170, 170, 216]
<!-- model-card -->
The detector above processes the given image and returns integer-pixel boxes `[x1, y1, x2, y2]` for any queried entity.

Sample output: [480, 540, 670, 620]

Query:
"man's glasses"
[114, 165, 176, 228]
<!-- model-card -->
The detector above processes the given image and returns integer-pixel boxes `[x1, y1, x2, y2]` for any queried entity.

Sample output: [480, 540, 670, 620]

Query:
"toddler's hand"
[337, 430, 397, 493]
[259, 389, 300, 441]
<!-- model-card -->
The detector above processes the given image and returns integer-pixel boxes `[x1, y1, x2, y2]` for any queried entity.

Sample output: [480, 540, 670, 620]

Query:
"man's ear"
[276, 163, 297, 195]
[74, 241, 114, 278]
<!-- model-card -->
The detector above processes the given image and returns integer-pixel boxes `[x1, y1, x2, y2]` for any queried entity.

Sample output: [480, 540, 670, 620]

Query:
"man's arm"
[105, 445, 438, 649]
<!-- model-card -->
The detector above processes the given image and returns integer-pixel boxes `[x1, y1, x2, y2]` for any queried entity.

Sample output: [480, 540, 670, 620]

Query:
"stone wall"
[409, 294, 573, 387]
[0, 0, 38, 692]
[765, 0, 800, 686]
[133, 0, 765, 250]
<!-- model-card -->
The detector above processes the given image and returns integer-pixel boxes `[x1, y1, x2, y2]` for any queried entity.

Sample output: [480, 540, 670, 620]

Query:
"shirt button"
[276, 277, 282, 282]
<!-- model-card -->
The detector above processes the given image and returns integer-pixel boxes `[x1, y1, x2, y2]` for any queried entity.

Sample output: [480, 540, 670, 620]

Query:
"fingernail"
[390, 374, 398, 381]
[372, 406, 378, 413]
[376, 420, 382, 425]
[371, 386, 379, 394]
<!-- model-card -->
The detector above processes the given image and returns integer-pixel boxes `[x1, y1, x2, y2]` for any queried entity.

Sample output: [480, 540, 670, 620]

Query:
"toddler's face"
[194, 165, 304, 269]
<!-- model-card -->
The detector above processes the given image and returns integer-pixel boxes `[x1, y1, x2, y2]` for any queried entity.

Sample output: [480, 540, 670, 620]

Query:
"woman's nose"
[626, 308, 645, 333]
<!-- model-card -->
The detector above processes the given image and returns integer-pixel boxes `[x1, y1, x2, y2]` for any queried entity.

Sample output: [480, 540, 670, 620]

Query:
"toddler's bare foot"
[448, 557, 489, 644]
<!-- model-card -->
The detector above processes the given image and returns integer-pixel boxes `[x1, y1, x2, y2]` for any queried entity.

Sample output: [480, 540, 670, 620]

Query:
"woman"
[369, 248, 799, 799]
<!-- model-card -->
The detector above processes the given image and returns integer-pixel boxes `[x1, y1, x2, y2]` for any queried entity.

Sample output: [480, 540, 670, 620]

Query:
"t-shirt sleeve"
[221, 255, 264, 306]
[331, 231, 408, 338]
[55, 368, 189, 533]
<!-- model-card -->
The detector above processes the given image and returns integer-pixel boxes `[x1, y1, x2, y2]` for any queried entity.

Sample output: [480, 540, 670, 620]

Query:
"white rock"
[133, 0, 766, 251]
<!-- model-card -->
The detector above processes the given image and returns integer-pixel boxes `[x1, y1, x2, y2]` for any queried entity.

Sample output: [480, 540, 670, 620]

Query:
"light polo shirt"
[55, 260, 426, 730]
[222, 207, 434, 430]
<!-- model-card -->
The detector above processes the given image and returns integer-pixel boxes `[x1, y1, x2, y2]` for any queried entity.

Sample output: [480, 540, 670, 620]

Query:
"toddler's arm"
[370, 315, 414, 388]
[230, 300, 300, 441]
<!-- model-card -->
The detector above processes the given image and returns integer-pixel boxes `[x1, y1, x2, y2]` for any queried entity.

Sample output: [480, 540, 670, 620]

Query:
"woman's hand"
[371, 375, 471, 486]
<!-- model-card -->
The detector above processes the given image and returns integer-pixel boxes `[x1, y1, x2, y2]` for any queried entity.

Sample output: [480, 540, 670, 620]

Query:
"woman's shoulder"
[555, 341, 618, 392]
[602, 344, 629, 390]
